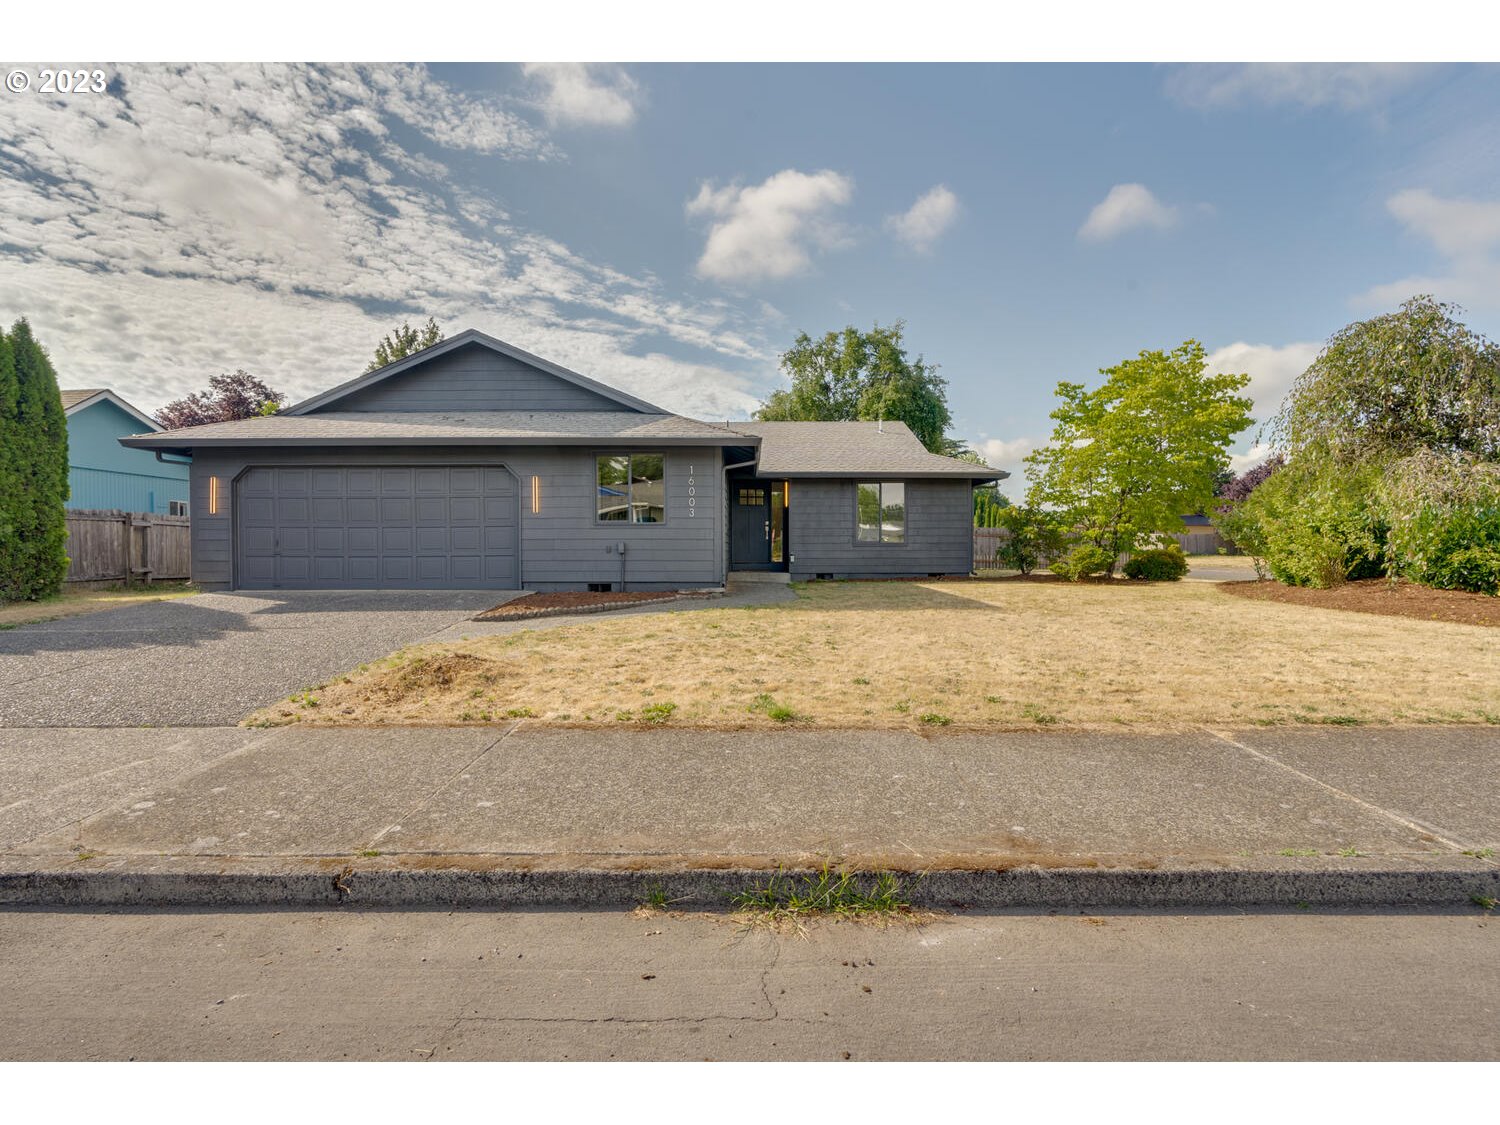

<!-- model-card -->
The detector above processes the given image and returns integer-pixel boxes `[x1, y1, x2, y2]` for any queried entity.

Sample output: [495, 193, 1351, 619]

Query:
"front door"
[730, 481, 788, 570]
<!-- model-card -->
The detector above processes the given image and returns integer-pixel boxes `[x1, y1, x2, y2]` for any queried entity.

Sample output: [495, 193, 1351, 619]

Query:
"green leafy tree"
[756, 322, 957, 454]
[1025, 340, 1254, 574]
[994, 505, 1065, 574]
[1270, 295, 1500, 463]
[0, 320, 69, 601]
[0, 331, 19, 598]
[368, 317, 444, 372]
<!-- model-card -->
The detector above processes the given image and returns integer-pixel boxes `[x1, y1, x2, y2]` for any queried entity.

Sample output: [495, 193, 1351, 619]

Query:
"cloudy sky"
[2, 61, 1498, 492]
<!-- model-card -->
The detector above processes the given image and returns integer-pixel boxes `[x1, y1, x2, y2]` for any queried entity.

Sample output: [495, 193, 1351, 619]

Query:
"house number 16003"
[687, 465, 695, 516]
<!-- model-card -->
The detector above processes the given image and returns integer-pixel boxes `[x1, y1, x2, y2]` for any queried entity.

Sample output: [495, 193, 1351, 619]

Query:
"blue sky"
[2, 61, 1498, 493]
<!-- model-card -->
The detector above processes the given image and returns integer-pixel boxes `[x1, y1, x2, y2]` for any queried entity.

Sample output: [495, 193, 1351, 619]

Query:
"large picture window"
[597, 453, 665, 523]
[855, 481, 905, 543]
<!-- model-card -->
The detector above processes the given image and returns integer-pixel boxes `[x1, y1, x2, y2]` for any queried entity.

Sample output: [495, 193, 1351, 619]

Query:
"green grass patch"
[638, 701, 678, 725]
[749, 693, 802, 723]
[731, 865, 916, 925]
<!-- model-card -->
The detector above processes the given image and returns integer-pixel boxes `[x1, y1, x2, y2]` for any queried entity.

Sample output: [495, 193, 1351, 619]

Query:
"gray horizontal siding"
[328, 343, 635, 413]
[188, 446, 723, 591]
[788, 478, 974, 579]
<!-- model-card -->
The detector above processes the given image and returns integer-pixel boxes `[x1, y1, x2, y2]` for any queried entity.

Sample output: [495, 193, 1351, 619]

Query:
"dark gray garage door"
[236, 465, 518, 589]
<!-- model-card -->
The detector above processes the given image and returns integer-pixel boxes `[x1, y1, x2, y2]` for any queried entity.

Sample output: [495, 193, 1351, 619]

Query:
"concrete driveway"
[0, 590, 512, 727]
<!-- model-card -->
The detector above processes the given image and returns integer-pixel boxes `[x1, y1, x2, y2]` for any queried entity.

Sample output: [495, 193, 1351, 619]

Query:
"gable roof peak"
[284, 329, 666, 416]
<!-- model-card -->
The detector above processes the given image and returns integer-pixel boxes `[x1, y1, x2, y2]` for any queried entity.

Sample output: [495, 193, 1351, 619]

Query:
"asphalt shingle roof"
[727, 420, 1005, 478]
[60, 389, 107, 411]
[120, 410, 749, 449]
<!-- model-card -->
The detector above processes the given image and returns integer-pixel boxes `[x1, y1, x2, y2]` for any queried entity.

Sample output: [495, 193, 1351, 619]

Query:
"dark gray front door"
[236, 465, 518, 589]
[730, 483, 772, 569]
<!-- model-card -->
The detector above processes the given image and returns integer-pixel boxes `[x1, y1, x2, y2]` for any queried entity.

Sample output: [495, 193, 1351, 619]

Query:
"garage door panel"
[347, 469, 379, 494]
[276, 498, 309, 523]
[311, 497, 343, 523]
[380, 498, 412, 522]
[347, 497, 378, 524]
[313, 528, 344, 553]
[238, 464, 516, 590]
[277, 469, 309, 495]
[241, 497, 274, 525]
[311, 469, 343, 493]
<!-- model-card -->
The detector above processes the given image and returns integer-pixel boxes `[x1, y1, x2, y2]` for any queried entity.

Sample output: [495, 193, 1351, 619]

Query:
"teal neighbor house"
[62, 389, 190, 514]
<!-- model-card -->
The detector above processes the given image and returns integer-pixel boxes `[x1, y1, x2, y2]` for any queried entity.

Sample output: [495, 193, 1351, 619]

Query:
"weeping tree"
[1237, 296, 1500, 589]
[0, 319, 69, 601]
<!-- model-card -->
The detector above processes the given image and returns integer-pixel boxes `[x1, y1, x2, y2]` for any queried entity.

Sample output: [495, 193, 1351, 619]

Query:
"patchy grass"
[0, 582, 198, 629]
[242, 579, 1500, 730]
[730, 866, 923, 930]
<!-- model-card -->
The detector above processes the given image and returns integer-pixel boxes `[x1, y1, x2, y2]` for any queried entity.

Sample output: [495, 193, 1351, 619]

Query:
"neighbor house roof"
[120, 410, 749, 451]
[61, 388, 163, 432]
[727, 421, 1007, 480]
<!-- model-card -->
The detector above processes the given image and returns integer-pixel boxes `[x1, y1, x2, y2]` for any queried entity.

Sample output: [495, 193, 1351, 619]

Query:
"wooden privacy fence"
[64, 509, 191, 584]
[973, 525, 1237, 568]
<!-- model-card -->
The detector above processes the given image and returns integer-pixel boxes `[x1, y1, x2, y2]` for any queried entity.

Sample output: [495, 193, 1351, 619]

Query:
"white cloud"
[1354, 189, 1500, 313]
[1164, 63, 1436, 113]
[521, 63, 641, 128]
[885, 185, 960, 253]
[0, 63, 764, 419]
[1077, 183, 1178, 242]
[1228, 443, 1275, 475]
[974, 436, 1036, 467]
[687, 169, 855, 284]
[1202, 341, 1321, 430]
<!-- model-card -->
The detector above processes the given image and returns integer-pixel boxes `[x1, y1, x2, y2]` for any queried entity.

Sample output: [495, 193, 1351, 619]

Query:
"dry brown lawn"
[247, 579, 1500, 732]
[0, 582, 198, 629]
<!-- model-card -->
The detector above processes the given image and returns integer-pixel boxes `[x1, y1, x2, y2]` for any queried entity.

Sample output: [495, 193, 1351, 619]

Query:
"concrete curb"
[3, 856, 1496, 910]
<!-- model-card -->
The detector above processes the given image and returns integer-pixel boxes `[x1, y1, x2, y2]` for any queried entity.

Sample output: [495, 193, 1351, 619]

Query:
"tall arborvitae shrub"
[3, 320, 70, 600]
[0, 331, 20, 599]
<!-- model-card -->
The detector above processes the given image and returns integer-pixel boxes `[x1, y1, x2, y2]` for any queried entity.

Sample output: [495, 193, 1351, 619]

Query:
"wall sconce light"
[208, 475, 220, 515]
[531, 475, 540, 514]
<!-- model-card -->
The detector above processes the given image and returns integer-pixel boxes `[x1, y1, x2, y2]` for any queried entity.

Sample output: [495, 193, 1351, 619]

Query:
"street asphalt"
[1, 906, 1494, 1060]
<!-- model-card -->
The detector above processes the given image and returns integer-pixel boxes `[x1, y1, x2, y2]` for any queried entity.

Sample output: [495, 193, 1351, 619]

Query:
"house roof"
[283, 328, 666, 416]
[727, 421, 1007, 480]
[119, 410, 749, 451]
[61, 388, 163, 432]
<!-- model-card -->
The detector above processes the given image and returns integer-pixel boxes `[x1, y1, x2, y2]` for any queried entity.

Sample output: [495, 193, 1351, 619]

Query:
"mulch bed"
[473, 590, 681, 621]
[1218, 578, 1500, 628]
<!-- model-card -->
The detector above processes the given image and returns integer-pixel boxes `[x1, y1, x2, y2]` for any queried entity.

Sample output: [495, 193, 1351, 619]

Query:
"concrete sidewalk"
[2, 723, 1496, 908]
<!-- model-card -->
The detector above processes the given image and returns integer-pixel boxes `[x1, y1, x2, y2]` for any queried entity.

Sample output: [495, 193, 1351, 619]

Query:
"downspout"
[154, 450, 193, 466]
[721, 454, 759, 585]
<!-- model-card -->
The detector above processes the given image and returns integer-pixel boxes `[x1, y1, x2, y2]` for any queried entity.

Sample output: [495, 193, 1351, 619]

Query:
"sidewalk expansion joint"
[1203, 728, 1474, 854]
[364, 721, 523, 851]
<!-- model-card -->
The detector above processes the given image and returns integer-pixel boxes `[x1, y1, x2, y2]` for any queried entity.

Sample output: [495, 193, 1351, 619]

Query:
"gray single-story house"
[120, 330, 1004, 591]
